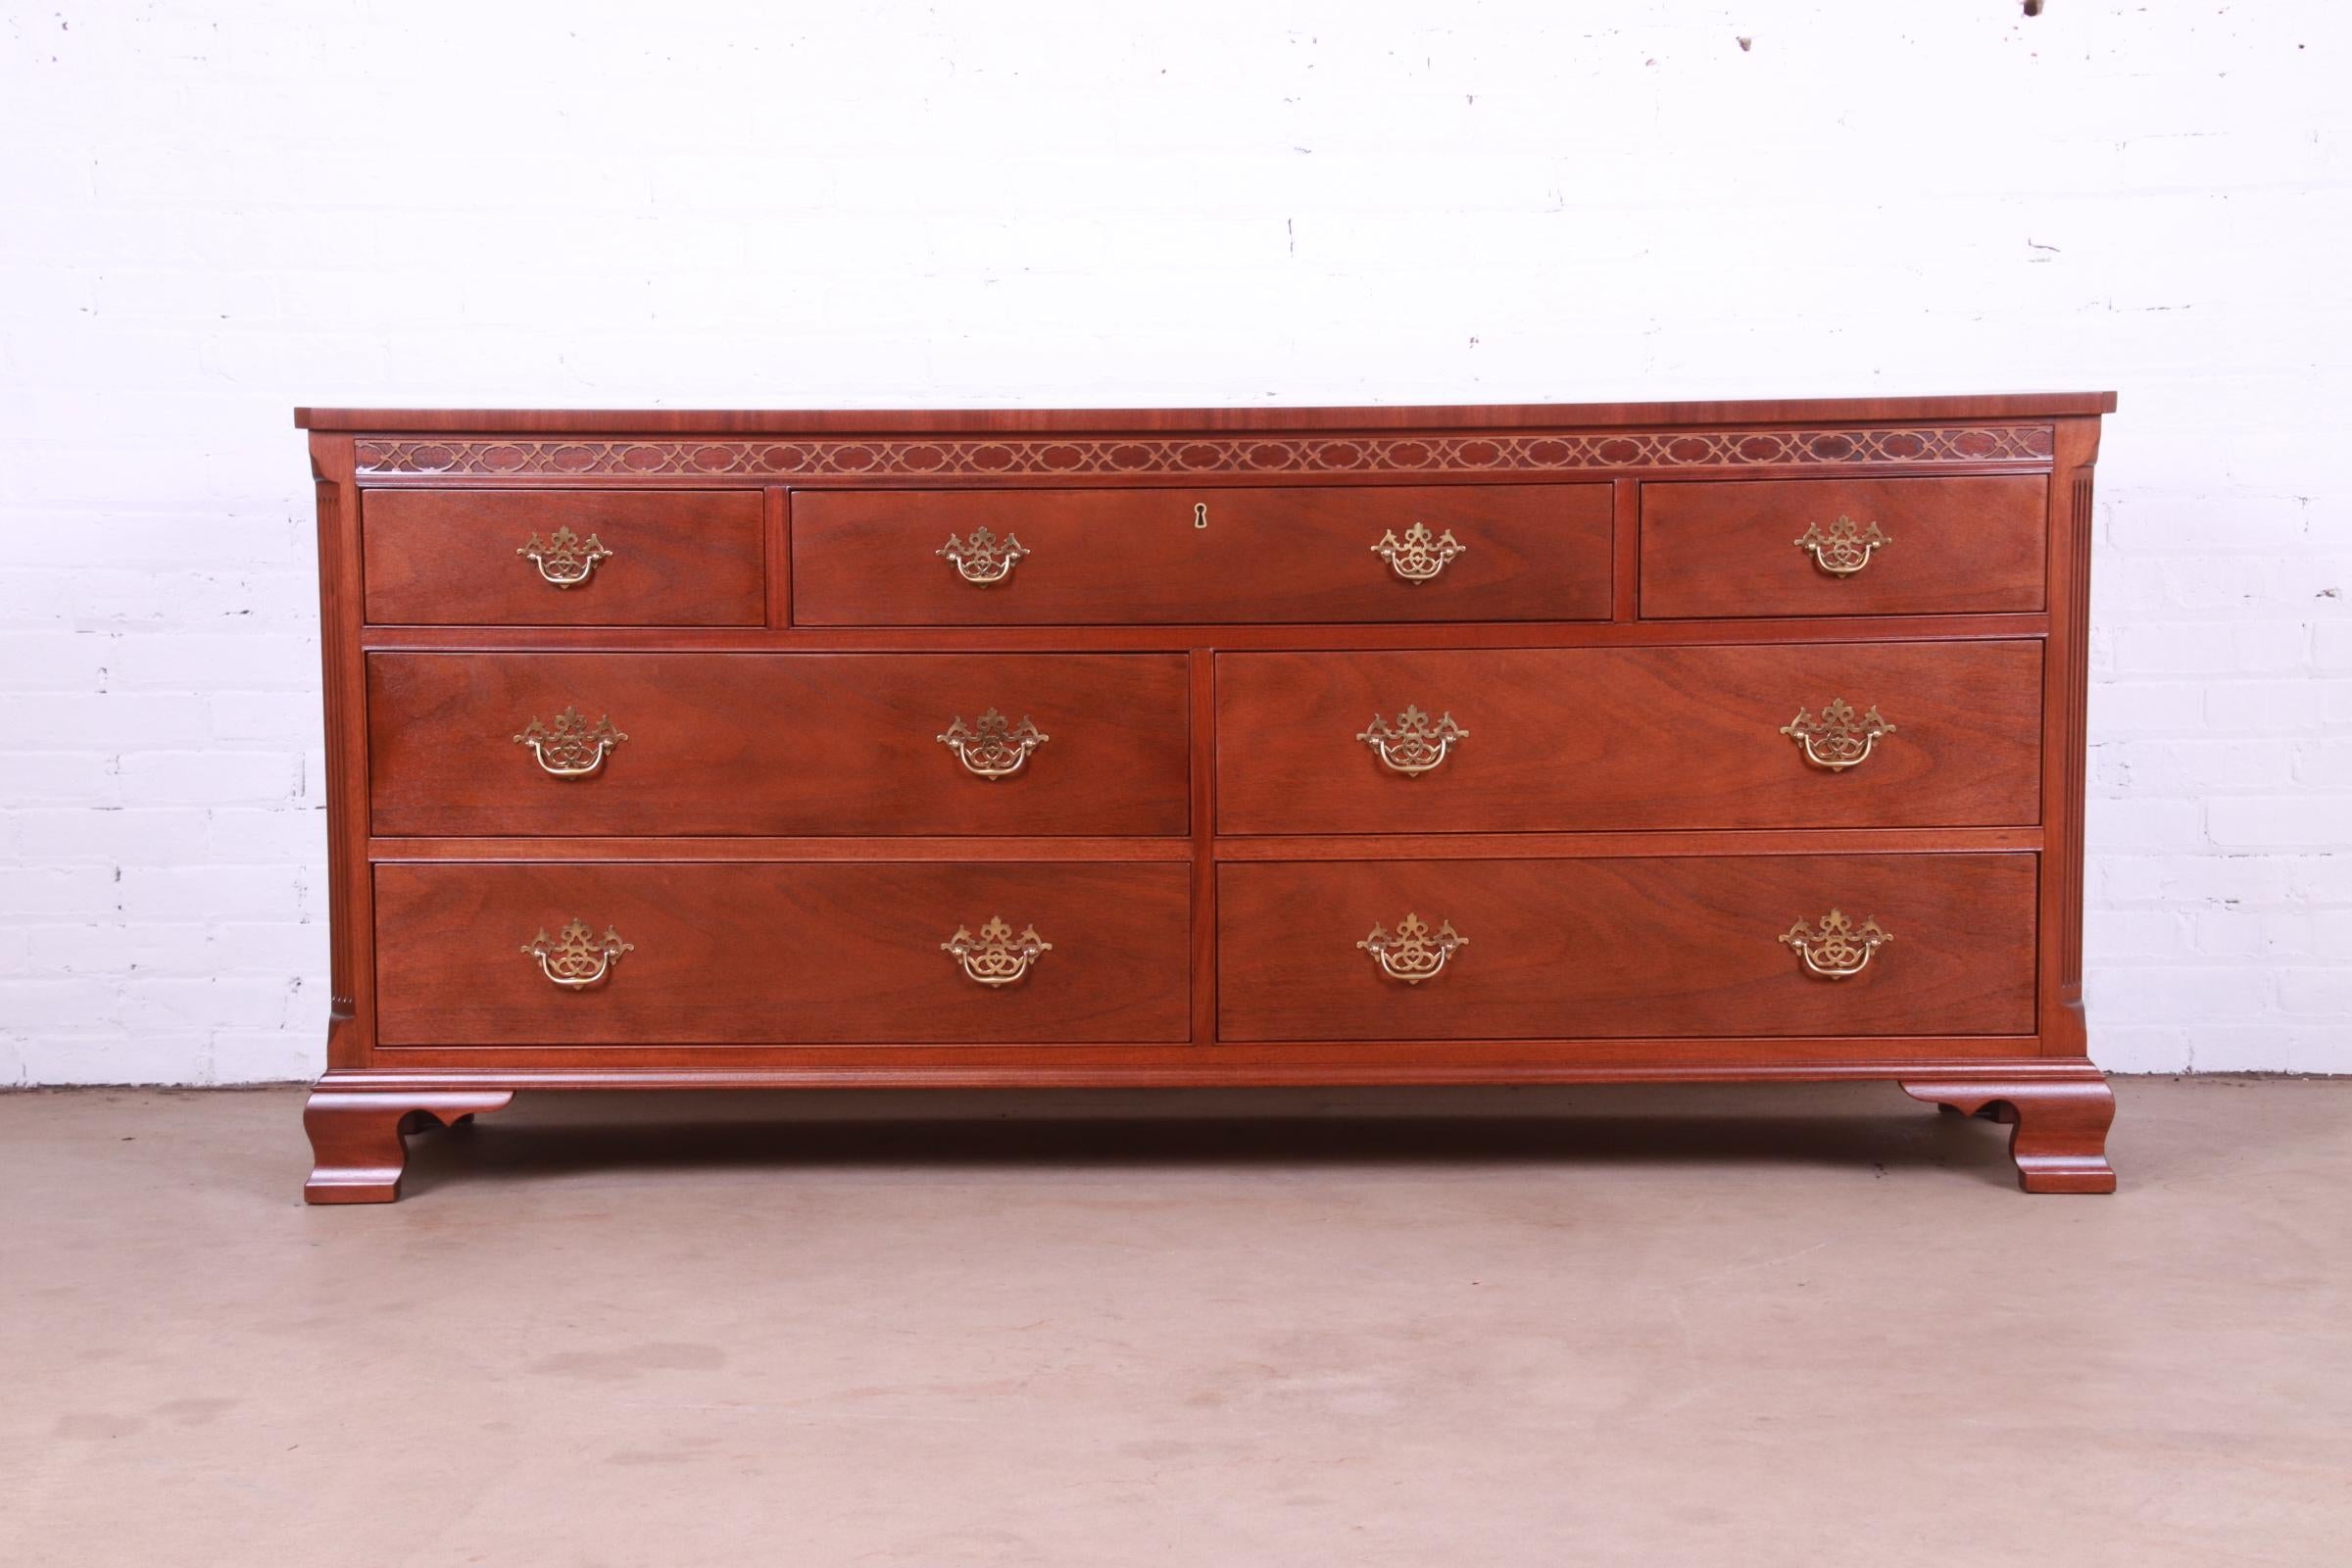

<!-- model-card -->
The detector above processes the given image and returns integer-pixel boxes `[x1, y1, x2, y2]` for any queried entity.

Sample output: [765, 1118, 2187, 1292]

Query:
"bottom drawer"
[376, 861, 1192, 1045]
[1217, 854, 2036, 1041]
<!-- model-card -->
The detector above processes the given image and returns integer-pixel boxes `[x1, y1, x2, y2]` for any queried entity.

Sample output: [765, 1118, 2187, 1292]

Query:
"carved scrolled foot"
[303, 1089, 514, 1204]
[1902, 1077, 2116, 1194]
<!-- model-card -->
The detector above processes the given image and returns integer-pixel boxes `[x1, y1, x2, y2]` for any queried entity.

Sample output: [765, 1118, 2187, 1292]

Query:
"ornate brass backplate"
[514, 707, 627, 778]
[1370, 521, 1465, 582]
[516, 525, 612, 588]
[942, 916, 1052, 986]
[938, 526, 1029, 584]
[1781, 699, 1894, 771]
[1357, 912, 1467, 984]
[1357, 706, 1468, 776]
[522, 918, 632, 989]
[938, 708, 1049, 779]
[1794, 515, 1888, 576]
[1779, 908, 1890, 980]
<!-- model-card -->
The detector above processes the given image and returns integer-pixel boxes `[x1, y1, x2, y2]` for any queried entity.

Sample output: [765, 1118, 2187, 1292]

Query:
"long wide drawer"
[363, 489, 766, 626]
[368, 653, 1192, 836]
[1216, 641, 2042, 832]
[790, 483, 1613, 624]
[375, 861, 1192, 1045]
[1217, 854, 2037, 1041]
[1641, 474, 2047, 618]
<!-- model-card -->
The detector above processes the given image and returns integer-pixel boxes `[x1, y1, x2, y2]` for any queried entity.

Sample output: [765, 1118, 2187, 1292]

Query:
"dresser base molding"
[299, 1063, 2111, 1202]
[302, 1090, 514, 1204]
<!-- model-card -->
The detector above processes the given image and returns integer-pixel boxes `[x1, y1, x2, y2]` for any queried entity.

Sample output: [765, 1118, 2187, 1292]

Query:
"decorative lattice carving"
[357, 425, 2055, 478]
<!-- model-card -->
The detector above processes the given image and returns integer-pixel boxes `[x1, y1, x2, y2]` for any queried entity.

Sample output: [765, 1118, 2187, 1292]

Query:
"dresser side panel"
[311, 433, 375, 1068]
[2041, 416, 2102, 1055]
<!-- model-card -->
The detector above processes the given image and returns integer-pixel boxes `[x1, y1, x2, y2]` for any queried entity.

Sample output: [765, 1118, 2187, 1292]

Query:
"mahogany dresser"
[295, 395, 2117, 1201]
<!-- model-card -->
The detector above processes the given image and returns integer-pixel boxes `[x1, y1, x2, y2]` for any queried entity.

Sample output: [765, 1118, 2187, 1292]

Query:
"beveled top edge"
[295, 392, 2117, 433]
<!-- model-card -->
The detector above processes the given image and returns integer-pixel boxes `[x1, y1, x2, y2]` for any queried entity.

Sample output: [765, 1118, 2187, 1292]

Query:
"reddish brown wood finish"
[298, 396, 2114, 1200]
[1215, 641, 2043, 834]
[354, 613, 2050, 655]
[373, 861, 1192, 1046]
[790, 484, 1612, 625]
[1901, 1078, 2116, 1193]
[1641, 475, 2047, 618]
[367, 652, 1191, 837]
[297, 392, 2119, 433]
[1217, 854, 2038, 1042]
[363, 489, 765, 626]
[311, 435, 374, 1071]
[2042, 418, 2104, 1058]
[303, 1090, 513, 1203]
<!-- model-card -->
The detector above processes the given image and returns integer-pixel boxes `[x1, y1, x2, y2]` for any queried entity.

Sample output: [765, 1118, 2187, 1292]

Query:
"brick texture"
[1, 2, 2346, 1081]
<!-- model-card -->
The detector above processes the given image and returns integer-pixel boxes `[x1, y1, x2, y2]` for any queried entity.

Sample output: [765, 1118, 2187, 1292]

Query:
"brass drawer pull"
[1780, 909, 1889, 980]
[514, 707, 627, 779]
[943, 916, 1051, 986]
[1781, 699, 1893, 771]
[1794, 515, 1887, 576]
[1371, 521, 1464, 583]
[939, 526, 1029, 584]
[516, 526, 612, 588]
[1358, 912, 1466, 984]
[1357, 706, 1467, 776]
[938, 709, 1048, 779]
[522, 918, 632, 989]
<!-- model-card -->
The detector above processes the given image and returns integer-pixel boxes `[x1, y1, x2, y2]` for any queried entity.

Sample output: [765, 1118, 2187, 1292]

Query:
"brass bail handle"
[1794, 515, 1888, 577]
[1357, 913, 1466, 984]
[943, 917, 1052, 986]
[522, 919, 632, 989]
[1780, 700, 1893, 772]
[938, 709, 1049, 780]
[1357, 707, 1468, 776]
[514, 708, 627, 779]
[1371, 521, 1465, 583]
[517, 526, 612, 588]
[938, 527, 1029, 584]
[1779, 909, 1890, 980]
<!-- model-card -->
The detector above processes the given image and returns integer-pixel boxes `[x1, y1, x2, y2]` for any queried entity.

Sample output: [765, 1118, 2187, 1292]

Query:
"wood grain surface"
[1217, 853, 2038, 1041]
[363, 489, 764, 625]
[1641, 474, 2046, 617]
[368, 652, 1191, 836]
[791, 483, 1612, 625]
[1215, 641, 2043, 833]
[375, 861, 1193, 1046]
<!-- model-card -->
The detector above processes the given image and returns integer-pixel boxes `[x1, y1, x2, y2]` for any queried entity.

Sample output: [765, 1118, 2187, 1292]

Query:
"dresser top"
[295, 392, 2115, 434]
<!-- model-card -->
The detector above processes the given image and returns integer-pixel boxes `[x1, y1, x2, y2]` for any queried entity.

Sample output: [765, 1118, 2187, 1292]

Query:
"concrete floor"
[1, 1079, 2345, 1566]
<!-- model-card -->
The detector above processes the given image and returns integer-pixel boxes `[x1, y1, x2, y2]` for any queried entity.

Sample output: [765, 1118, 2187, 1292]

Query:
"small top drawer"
[790, 483, 1612, 625]
[362, 489, 765, 626]
[1640, 474, 2046, 618]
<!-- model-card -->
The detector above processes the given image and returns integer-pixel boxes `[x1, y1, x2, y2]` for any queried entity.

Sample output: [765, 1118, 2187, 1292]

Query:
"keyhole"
[1194, 502, 1208, 530]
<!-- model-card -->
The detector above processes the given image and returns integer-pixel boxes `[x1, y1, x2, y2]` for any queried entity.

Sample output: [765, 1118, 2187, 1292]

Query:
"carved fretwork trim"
[355, 425, 2056, 478]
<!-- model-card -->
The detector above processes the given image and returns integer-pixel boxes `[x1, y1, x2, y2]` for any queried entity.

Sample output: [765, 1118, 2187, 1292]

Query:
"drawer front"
[369, 652, 1190, 837]
[791, 483, 1612, 625]
[376, 861, 1192, 1045]
[362, 489, 765, 625]
[1640, 475, 2046, 618]
[1218, 854, 2036, 1041]
[1216, 641, 2041, 833]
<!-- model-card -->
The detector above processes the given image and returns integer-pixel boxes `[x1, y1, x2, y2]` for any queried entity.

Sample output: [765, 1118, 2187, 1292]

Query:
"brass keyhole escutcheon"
[1194, 501, 1208, 530]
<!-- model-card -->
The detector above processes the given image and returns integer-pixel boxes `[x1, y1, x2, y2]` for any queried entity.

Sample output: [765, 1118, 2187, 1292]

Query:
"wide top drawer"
[789, 484, 1613, 625]
[363, 489, 766, 626]
[1640, 474, 2047, 618]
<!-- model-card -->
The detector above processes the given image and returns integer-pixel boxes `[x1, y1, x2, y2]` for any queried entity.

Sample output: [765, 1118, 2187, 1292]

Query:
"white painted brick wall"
[1, 1, 2346, 1082]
